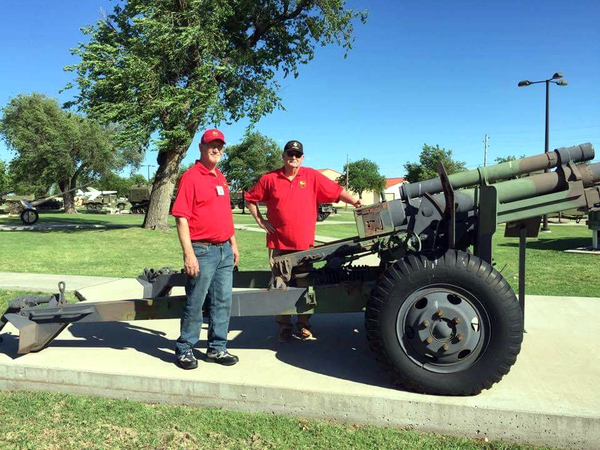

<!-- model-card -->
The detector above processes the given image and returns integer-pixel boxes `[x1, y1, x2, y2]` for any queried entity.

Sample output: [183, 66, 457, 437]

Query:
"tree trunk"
[143, 147, 187, 230]
[59, 180, 78, 214]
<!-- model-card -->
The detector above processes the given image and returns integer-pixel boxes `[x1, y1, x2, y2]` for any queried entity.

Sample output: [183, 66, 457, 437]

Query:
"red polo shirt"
[245, 167, 342, 250]
[171, 161, 234, 242]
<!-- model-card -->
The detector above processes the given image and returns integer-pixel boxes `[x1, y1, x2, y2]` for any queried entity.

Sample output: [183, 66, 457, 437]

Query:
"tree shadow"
[498, 237, 591, 252]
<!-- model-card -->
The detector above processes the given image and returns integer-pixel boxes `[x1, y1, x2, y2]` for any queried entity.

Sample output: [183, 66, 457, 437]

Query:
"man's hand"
[258, 218, 276, 234]
[184, 251, 199, 278]
[353, 199, 362, 208]
[230, 240, 240, 266]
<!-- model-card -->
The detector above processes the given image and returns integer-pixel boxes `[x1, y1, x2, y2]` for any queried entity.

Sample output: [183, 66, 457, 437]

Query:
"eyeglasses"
[285, 151, 303, 159]
[207, 144, 225, 152]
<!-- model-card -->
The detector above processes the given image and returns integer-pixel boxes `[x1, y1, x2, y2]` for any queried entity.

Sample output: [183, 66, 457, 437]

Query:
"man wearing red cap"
[245, 140, 361, 342]
[171, 128, 240, 369]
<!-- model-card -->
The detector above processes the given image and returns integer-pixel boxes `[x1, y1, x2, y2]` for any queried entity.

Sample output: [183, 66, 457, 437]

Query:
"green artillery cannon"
[1, 143, 599, 396]
[2, 186, 85, 225]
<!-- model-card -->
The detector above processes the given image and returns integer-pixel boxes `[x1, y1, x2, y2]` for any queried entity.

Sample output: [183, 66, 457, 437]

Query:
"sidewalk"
[1, 272, 599, 449]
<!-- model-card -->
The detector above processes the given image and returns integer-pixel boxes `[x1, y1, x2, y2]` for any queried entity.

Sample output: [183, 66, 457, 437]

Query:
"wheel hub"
[431, 318, 454, 340]
[397, 286, 487, 373]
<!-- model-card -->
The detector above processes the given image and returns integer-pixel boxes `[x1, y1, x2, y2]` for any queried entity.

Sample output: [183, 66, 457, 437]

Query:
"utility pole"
[483, 134, 489, 167]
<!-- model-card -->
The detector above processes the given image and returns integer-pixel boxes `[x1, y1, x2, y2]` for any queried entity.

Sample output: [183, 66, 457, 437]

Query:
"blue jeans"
[176, 241, 234, 354]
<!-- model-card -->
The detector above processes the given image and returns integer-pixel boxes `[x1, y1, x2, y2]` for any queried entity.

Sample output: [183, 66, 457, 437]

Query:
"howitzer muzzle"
[401, 143, 594, 199]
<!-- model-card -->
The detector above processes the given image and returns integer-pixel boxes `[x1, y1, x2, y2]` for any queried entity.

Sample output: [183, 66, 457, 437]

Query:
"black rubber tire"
[365, 250, 523, 395]
[20, 208, 39, 225]
[317, 212, 329, 222]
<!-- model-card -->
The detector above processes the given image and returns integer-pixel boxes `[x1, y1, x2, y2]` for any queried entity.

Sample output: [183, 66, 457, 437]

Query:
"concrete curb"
[0, 363, 596, 449]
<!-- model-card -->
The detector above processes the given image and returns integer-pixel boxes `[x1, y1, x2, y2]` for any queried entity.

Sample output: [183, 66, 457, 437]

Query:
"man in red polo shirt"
[245, 140, 360, 342]
[171, 128, 240, 369]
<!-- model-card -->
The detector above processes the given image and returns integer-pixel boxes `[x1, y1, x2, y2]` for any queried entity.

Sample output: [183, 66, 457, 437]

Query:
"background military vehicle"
[128, 184, 152, 214]
[85, 194, 128, 212]
[317, 203, 337, 221]
[229, 191, 245, 210]
[127, 184, 175, 214]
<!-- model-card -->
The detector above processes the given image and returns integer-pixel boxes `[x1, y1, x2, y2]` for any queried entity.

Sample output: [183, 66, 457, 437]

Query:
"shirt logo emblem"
[299, 180, 306, 188]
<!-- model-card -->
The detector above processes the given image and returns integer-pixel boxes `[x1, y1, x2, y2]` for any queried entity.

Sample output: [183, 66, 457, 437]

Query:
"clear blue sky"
[1, 0, 598, 179]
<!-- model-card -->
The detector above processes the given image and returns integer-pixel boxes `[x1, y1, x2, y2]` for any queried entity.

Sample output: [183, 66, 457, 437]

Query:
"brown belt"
[191, 240, 227, 246]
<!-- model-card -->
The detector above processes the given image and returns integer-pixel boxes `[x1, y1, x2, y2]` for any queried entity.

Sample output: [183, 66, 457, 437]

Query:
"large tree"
[337, 158, 386, 199]
[0, 93, 137, 213]
[404, 144, 467, 182]
[219, 131, 281, 188]
[65, 0, 367, 230]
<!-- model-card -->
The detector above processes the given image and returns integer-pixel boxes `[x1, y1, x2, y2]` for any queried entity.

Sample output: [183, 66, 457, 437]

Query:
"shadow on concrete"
[0, 314, 397, 390]
[228, 315, 397, 390]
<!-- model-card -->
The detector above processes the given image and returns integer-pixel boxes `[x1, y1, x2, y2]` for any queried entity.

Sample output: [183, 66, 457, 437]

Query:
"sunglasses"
[285, 151, 303, 158]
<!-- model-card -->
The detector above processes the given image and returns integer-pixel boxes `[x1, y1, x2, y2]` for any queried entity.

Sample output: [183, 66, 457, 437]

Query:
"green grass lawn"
[0, 391, 553, 450]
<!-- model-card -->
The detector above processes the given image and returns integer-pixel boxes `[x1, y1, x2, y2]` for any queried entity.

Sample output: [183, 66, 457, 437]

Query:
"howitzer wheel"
[365, 250, 523, 395]
[317, 212, 330, 222]
[20, 208, 39, 225]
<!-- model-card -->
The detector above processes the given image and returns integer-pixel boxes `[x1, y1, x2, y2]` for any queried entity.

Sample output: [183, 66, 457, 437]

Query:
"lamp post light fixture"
[518, 72, 568, 232]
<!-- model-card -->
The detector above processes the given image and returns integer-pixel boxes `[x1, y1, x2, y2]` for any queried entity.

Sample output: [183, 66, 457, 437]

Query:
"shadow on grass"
[498, 237, 591, 252]
[0, 314, 397, 391]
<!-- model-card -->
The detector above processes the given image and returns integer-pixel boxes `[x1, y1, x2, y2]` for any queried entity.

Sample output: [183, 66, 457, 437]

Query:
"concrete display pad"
[0, 295, 598, 449]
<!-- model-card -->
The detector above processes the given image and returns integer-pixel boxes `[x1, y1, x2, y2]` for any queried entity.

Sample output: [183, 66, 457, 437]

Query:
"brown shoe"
[294, 326, 317, 341]
[278, 326, 293, 343]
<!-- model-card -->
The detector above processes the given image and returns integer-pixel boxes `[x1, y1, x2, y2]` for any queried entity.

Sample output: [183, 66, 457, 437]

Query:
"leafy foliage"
[0, 93, 139, 212]
[404, 144, 467, 182]
[0, 160, 8, 193]
[64, 0, 367, 228]
[337, 158, 386, 198]
[494, 155, 526, 164]
[219, 131, 282, 192]
[80, 172, 148, 197]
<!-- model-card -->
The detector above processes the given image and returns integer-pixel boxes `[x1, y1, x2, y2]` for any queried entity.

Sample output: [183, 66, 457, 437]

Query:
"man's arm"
[229, 234, 240, 266]
[248, 202, 276, 234]
[339, 189, 361, 208]
[176, 217, 199, 277]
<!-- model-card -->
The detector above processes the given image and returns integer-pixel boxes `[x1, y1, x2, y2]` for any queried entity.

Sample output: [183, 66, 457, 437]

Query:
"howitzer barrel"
[427, 161, 600, 215]
[382, 161, 600, 230]
[401, 143, 594, 199]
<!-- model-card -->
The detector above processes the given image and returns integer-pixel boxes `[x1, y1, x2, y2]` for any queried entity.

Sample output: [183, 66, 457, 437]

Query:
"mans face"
[282, 149, 304, 170]
[200, 140, 225, 165]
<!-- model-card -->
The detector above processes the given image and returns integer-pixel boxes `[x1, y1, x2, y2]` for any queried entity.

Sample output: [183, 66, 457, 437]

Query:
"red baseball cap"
[201, 128, 226, 144]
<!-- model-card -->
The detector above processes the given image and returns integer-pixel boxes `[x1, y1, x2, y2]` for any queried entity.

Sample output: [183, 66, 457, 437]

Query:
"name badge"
[216, 185, 225, 196]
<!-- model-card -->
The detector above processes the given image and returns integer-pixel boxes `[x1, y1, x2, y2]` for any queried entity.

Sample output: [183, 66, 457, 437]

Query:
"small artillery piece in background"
[1, 143, 598, 396]
[1, 186, 84, 225]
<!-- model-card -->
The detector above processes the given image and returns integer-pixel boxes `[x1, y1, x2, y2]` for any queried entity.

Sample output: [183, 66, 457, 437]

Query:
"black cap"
[284, 140, 303, 154]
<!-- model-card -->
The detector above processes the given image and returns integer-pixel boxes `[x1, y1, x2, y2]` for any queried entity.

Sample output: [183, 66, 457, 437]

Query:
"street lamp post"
[141, 164, 156, 182]
[518, 72, 568, 232]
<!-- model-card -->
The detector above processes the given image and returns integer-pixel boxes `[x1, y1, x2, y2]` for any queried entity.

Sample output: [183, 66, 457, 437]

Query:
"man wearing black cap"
[171, 128, 240, 369]
[245, 140, 360, 342]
